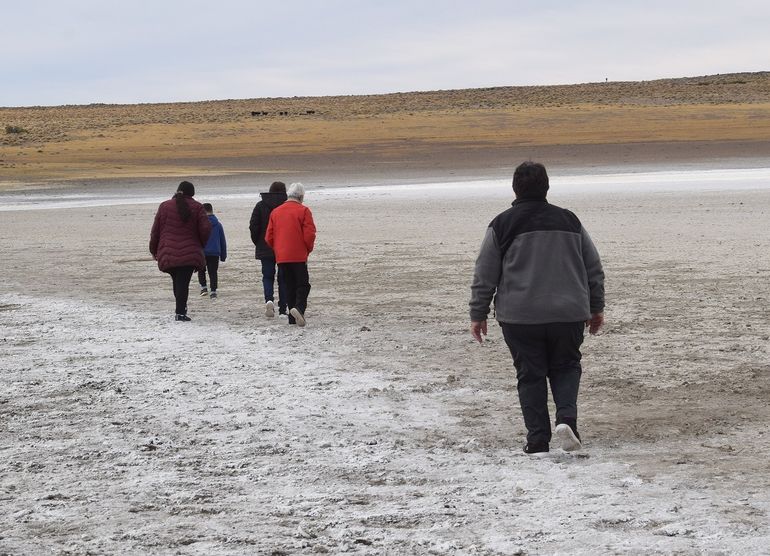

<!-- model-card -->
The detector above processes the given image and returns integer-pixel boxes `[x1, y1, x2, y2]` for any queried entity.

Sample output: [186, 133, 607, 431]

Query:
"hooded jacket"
[249, 192, 288, 259]
[149, 195, 211, 272]
[265, 200, 316, 263]
[203, 214, 227, 261]
[470, 198, 604, 324]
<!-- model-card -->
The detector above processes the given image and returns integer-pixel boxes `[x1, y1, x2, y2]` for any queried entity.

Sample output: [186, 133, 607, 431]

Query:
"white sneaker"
[265, 300, 275, 318]
[290, 308, 306, 327]
[555, 423, 582, 452]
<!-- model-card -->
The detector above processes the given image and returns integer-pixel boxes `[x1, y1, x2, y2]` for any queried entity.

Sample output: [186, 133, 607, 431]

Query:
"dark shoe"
[199, 288, 208, 297]
[555, 423, 582, 452]
[209, 291, 217, 299]
[289, 308, 306, 327]
[523, 442, 549, 455]
[175, 314, 191, 322]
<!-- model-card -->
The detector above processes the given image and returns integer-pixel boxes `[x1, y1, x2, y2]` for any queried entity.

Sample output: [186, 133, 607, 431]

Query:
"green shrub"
[5, 125, 28, 134]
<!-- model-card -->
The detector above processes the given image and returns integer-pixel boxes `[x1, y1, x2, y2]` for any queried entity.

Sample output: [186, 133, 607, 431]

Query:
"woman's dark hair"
[269, 181, 286, 193]
[512, 162, 549, 200]
[174, 181, 195, 222]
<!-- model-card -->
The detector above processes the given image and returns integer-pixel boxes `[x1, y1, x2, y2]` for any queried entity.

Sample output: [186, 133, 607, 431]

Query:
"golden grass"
[1, 72, 769, 184]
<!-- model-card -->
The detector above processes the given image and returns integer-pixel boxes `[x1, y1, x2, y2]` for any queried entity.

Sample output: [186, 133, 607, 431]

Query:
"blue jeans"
[260, 258, 286, 313]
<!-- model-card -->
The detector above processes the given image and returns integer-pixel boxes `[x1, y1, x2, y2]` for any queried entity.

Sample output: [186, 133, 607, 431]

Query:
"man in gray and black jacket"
[469, 161, 605, 455]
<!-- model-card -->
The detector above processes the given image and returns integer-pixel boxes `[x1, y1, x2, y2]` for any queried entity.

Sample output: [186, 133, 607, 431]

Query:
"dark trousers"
[501, 322, 584, 445]
[260, 257, 287, 312]
[168, 266, 195, 315]
[198, 255, 220, 291]
[279, 262, 310, 322]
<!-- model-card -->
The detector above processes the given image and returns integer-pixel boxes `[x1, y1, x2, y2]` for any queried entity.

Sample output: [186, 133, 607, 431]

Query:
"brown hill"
[2, 72, 769, 184]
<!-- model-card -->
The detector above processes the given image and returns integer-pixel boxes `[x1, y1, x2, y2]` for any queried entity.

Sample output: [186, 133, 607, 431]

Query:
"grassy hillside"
[1, 72, 769, 183]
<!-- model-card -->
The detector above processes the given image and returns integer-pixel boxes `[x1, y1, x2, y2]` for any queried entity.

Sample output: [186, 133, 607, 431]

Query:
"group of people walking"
[249, 181, 316, 326]
[149, 180, 316, 326]
[150, 162, 605, 455]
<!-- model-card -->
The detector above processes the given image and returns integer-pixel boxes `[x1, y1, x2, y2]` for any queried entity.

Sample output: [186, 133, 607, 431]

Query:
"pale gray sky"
[2, 0, 769, 107]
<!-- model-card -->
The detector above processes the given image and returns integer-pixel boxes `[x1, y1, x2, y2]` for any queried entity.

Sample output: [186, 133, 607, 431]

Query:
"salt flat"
[1, 167, 769, 554]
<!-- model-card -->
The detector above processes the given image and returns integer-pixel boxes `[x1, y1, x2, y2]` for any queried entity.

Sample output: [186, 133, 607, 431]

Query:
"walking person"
[469, 162, 605, 454]
[149, 181, 211, 321]
[265, 183, 316, 327]
[197, 203, 227, 299]
[249, 181, 288, 317]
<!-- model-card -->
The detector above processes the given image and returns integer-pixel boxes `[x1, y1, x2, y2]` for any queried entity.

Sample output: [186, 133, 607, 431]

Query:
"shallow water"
[1, 165, 769, 211]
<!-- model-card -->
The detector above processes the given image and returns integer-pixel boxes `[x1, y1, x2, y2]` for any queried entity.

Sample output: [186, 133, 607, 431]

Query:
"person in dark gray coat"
[249, 181, 288, 317]
[469, 161, 605, 455]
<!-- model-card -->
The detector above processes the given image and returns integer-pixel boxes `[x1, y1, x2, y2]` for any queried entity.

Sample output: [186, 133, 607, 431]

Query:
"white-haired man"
[265, 183, 317, 326]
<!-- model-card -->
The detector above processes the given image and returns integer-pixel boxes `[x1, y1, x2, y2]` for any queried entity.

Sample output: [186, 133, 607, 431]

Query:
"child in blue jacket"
[198, 203, 227, 298]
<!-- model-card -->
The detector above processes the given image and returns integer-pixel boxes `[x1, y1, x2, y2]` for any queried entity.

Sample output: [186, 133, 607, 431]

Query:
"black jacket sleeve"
[249, 205, 262, 246]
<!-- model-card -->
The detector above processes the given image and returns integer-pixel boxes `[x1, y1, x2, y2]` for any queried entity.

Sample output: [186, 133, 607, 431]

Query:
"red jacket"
[265, 200, 316, 263]
[149, 195, 211, 272]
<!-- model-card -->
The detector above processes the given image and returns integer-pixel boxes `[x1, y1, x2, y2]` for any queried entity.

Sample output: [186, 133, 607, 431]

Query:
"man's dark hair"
[512, 162, 549, 200]
[202, 203, 213, 212]
[269, 181, 286, 193]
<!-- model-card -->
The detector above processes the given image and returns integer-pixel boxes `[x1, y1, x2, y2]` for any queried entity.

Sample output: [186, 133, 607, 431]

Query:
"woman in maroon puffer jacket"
[149, 181, 212, 321]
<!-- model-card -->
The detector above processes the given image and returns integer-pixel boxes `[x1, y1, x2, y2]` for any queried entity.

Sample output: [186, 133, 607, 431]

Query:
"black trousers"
[168, 266, 195, 315]
[198, 255, 220, 291]
[501, 322, 584, 445]
[279, 262, 311, 322]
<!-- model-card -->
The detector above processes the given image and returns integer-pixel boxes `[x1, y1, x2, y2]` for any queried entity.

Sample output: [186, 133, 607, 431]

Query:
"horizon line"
[2, 70, 767, 110]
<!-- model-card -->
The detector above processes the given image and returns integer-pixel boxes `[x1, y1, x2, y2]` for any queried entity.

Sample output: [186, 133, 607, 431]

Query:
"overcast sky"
[2, 0, 769, 107]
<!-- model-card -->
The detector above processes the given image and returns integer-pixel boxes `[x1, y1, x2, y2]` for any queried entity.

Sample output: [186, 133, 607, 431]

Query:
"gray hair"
[287, 182, 305, 201]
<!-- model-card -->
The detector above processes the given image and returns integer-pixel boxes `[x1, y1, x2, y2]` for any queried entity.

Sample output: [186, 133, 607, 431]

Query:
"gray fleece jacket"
[469, 198, 605, 324]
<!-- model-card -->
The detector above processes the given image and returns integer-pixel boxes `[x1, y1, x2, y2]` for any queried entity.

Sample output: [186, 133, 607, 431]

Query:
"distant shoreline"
[2, 139, 769, 193]
[2, 143, 769, 201]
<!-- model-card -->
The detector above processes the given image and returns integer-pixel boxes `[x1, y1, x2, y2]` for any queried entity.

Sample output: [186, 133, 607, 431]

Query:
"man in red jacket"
[265, 182, 317, 326]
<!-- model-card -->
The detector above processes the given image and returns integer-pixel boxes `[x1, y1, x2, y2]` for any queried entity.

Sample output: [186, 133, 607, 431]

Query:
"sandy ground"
[1, 166, 769, 554]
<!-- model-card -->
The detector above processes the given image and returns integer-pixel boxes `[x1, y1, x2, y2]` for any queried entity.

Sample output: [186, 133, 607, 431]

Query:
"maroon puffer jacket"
[149, 195, 212, 272]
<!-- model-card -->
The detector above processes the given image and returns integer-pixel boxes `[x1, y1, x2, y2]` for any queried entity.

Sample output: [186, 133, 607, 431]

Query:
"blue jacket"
[204, 214, 227, 261]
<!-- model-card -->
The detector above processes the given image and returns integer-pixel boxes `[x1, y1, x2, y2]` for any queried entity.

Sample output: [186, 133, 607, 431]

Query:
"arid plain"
[2, 72, 770, 185]
[1, 73, 770, 554]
